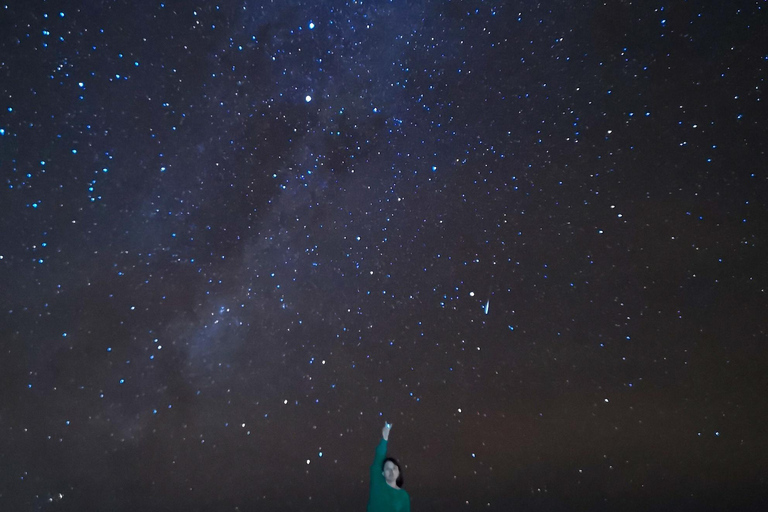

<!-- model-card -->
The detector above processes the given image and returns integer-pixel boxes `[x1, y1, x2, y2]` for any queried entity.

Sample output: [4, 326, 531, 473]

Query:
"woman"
[367, 421, 411, 512]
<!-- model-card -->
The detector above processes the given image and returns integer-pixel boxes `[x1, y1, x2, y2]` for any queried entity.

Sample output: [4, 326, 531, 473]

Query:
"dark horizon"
[1, 0, 766, 510]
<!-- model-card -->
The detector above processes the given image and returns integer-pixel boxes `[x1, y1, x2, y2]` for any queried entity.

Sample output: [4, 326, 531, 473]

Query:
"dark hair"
[383, 456, 404, 488]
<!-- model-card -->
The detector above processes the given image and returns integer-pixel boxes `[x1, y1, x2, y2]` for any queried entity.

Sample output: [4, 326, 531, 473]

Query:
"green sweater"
[366, 439, 411, 512]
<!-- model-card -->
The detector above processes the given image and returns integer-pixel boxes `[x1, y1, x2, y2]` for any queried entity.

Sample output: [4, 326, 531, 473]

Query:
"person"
[366, 421, 411, 512]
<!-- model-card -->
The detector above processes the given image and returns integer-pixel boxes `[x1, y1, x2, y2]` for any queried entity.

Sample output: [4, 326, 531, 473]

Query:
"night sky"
[1, 0, 767, 511]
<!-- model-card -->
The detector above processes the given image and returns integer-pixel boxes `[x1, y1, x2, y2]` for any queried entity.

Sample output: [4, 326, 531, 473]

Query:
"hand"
[382, 421, 392, 441]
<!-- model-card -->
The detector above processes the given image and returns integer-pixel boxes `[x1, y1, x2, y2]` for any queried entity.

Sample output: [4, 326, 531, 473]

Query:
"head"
[382, 457, 404, 488]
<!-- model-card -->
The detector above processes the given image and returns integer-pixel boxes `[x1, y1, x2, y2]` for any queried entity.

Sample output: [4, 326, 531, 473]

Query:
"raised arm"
[370, 422, 392, 476]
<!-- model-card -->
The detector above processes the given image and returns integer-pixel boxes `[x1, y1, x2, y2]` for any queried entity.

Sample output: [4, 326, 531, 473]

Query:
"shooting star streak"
[484, 300, 490, 315]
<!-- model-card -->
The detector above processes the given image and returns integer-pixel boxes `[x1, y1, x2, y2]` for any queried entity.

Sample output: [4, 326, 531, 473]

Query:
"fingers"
[382, 422, 392, 440]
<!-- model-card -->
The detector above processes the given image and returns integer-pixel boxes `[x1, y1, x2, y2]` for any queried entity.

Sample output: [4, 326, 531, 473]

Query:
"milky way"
[1, 1, 766, 511]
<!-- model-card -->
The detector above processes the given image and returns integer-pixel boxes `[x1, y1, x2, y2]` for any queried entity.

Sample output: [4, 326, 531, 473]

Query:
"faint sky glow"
[0, 1, 765, 512]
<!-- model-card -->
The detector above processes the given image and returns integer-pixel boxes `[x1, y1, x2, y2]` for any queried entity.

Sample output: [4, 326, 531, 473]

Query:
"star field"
[1, 1, 767, 511]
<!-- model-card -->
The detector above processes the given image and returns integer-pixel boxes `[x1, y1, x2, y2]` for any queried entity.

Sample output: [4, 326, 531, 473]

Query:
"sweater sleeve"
[370, 438, 387, 479]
